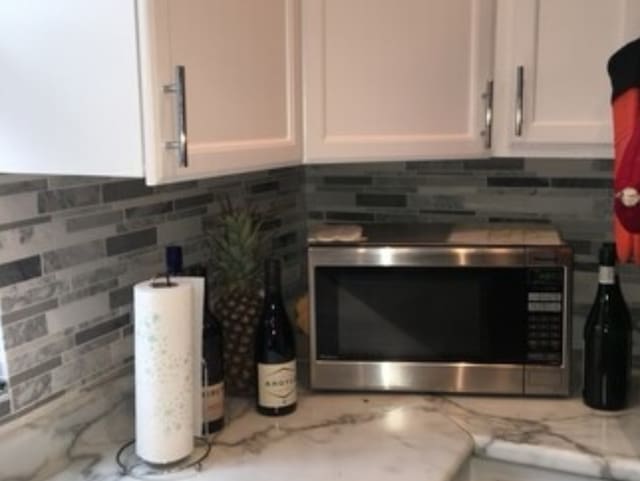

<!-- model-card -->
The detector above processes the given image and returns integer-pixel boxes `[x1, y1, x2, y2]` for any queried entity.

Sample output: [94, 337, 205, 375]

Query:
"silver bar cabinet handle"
[481, 80, 494, 149]
[163, 65, 188, 168]
[515, 65, 524, 137]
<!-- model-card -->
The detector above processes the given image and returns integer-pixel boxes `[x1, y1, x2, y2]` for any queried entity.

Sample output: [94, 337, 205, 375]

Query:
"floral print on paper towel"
[137, 312, 193, 436]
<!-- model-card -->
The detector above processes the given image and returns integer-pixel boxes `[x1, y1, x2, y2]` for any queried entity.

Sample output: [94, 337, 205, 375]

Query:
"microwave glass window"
[315, 267, 528, 363]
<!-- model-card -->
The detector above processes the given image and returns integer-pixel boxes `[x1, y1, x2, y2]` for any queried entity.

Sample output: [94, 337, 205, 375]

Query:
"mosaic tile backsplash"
[0, 156, 637, 425]
[305, 158, 640, 355]
[0, 167, 305, 424]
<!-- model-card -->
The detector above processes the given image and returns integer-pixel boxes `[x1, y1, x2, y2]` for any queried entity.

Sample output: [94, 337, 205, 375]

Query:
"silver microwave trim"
[308, 245, 572, 396]
[312, 360, 525, 394]
[308, 245, 529, 268]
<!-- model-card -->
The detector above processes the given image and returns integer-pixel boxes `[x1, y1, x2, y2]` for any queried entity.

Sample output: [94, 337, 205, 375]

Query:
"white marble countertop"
[2, 374, 640, 481]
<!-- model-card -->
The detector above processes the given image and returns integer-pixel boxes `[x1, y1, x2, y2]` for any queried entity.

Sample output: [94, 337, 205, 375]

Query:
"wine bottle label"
[257, 360, 297, 408]
[599, 266, 615, 285]
[203, 382, 224, 422]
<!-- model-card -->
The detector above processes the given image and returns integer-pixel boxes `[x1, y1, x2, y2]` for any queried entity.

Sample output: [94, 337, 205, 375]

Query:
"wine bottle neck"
[598, 265, 615, 285]
[264, 259, 282, 297]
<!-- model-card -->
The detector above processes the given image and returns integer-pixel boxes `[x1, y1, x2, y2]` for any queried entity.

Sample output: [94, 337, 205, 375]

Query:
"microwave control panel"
[526, 268, 565, 365]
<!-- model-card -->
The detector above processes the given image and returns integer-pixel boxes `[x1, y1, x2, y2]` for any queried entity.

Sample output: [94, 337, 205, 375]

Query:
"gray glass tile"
[272, 232, 298, 249]
[102, 179, 152, 203]
[488, 217, 550, 224]
[405, 160, 465, 172]
[75, 313, 130, 345]
[77, 330, 120, 355]
[575, 262, 598, 272]
[0, 215, 51, 232]
[106, 228, 157, 256]
[174, 193, 213, 210]
[323, 176, 373, 186]
[2, 298, 58, 326]
[71, 264, 127, 290]
[325, 211, 375, 222]
[550, 178, 611, 189]
[166, 206, 208, 223]
[38, 185, 101, 213]
[250, 180, 280, 194]
[109, 285, 133, 309]
[0, 256, 42, 289]
[3, 314, 48, 349]
[416, 175, 483, 187]
[125, 201, 173, 219]
[565, 239, 592, 255]
[415, 195, 465, 211]
[590, 159, 613, 172]
[487, 177, 549, 187]
[356, 193, 407, 208]
[9, 356, 62, 386]
[53, 345, 112, 391]
[11, 372, 52, 410]
[420, 209, 476, 216]
[47, 176, 108, 188]
[0, 400, 10, 418]
[66, 210, 123, 233]
[59, 278, 118, 305]
[42, 240, 106, 273]
[0, 275, 66, 315]
[259, 218, 283, 232]
[154, 181, 199, 194]
[463, 158, 524, 170]
[0, 179, 47, 197]
[8, 334, 74, 375]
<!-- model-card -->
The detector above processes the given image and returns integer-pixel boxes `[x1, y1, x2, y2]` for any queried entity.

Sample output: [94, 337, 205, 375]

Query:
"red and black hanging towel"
[608, 37, 640, 263]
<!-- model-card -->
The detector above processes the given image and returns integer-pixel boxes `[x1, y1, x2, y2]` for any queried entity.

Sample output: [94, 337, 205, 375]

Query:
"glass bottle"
[255, 258, 297, 416]
[583, 242, 632, 410]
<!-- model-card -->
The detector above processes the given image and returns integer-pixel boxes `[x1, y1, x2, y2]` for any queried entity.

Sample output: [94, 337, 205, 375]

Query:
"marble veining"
[2, 374, 640, 481]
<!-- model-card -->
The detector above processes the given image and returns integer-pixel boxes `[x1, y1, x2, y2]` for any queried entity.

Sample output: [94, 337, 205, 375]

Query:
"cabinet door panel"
[143, 0, 301, 185]
[0, 0, 144, 177]
[493, 0, 640, 158]
[304, 0, 495, 163]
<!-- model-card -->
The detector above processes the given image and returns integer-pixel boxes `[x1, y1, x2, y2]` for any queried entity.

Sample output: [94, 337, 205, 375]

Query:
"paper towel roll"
[134, 279, 195, 464]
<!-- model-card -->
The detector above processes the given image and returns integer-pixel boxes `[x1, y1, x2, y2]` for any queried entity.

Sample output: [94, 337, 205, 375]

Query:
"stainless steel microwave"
[308, 223, 573, 396]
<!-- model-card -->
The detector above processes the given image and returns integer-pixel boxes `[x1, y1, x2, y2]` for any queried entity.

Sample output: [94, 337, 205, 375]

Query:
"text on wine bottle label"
[203, 382, 224, 421]
[599, 267, 615, 285]
[257, 361, 297, 408]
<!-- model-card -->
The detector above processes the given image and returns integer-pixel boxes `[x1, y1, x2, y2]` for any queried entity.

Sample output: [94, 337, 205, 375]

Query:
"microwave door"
[314, 265, 529, 365]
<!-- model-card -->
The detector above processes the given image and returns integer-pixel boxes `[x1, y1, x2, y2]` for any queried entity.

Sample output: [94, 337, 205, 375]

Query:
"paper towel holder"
[116, 436, 211, 479]
[150, 273, 176, 288]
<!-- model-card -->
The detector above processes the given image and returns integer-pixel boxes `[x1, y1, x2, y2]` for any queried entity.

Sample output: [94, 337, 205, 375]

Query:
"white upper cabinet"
[143, 0, 302, 184]
[0, 0, 301, 185]
[0, 1, 145, 178]
[492, 0, 640, 158]
[302, 0, 496, 164]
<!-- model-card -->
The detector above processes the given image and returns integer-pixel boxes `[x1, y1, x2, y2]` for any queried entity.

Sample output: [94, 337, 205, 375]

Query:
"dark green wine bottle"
[255, 259, 297, 416]
[582, 243, 632, 411]
[190, 265, 225, 434]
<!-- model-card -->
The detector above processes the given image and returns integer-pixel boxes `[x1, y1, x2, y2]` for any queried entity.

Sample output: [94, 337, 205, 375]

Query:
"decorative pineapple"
[207, 199, 264, 396]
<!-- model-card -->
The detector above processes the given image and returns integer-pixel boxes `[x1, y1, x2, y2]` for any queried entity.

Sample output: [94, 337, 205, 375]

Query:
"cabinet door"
[141, 0, 302, 185]
[0, 0, 144, 177]
[492, 0, 640, 158]
[303, 0, 495, 164]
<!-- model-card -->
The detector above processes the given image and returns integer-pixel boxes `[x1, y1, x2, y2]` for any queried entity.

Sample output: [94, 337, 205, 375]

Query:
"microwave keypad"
[527, 309, 562, 364]
[527, 301, 563, 364]
[526, 268, 564, 365]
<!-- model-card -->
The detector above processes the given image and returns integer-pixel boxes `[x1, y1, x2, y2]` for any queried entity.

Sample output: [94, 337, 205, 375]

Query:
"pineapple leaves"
[206, 196, 264, 295]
